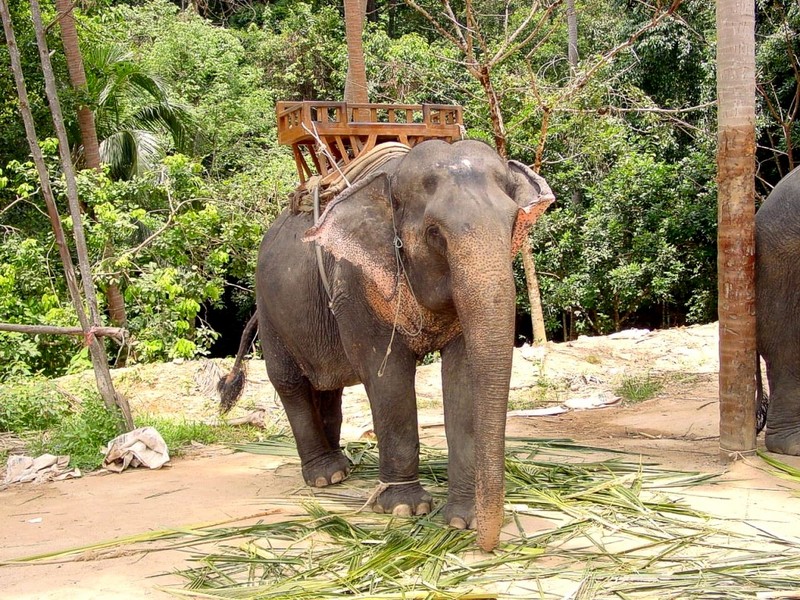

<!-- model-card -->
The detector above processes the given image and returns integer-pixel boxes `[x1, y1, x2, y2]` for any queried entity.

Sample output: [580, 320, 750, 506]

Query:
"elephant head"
[304, 140, 554, 551]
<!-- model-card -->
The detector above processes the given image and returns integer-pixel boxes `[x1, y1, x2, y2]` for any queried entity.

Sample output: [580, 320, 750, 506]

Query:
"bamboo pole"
[0, 0, 133, 431]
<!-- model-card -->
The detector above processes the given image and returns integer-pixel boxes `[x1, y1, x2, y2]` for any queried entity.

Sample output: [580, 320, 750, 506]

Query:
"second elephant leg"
[314, 388, 344, 450]
[352, 340, 432, 515]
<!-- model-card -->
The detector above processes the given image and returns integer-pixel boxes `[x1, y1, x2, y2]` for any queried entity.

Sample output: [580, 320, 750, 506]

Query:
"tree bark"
[54, 0, 100, 169]
[54, 0, 128, 361]
[344, 0, 369, 120]
[521, 245, 547, 344]
[567, 0, 578, 68]
[476, 66, 508, 160]
[716, 0, 757, 459]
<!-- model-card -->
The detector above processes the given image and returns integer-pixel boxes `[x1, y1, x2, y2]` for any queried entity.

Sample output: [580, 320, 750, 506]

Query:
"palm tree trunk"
[55, 0, 100, 169]
[344, 0, 369, 120]
[717, 0, 757, 458]
[55, 0, 128, 361]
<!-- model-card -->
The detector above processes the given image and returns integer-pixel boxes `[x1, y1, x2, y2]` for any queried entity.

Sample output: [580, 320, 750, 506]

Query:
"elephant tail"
[756, 352, 769, 434]
[217, 312, 259, 414]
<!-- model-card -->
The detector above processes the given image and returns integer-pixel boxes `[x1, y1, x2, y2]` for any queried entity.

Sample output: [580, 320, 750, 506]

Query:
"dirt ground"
[1, 322, 799, 599]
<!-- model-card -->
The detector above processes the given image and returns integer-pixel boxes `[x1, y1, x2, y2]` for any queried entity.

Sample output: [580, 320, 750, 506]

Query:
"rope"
[357, 479, 421, 513]
[312, 184, 333, 303]
[290, 142, 410, 214]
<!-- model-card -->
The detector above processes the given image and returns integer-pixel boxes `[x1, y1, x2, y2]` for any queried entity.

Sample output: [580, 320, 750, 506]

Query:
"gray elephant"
[756, 165, 800, 455]
[219, 139, 554, 550]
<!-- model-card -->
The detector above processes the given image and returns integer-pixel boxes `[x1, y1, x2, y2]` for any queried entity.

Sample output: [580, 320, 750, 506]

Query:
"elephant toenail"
[449, 517, 467, 529]
[373, 504, 385, 514]
[469, 518, 477, 530]
[331, 471, 344, 484]
[314, 476, 328, 487]
[392, 504, 412, 517]
[416, 502, 431, 515]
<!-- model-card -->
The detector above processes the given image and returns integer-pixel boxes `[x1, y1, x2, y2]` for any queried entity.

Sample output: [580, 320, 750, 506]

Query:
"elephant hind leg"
[274, 376, 350, 486]
[260, 327, 350, 487]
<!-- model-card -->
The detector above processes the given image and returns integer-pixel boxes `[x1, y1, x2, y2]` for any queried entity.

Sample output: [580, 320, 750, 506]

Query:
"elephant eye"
[426, 225, 447, 254]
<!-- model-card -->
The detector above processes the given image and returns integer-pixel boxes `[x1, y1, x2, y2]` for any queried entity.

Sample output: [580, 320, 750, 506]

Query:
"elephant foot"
[302, 451, 351, 487]
[372, 481, 433, 517]
[443, 499, 476, 530]
[765, 428, 800, 456]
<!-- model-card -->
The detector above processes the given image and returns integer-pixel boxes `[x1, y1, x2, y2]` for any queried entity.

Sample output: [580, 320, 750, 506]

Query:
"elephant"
[219, 139, 554, 551]
[756, 165, 800, 455]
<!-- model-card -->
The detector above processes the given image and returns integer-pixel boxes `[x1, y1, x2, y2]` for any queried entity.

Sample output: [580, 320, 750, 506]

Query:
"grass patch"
[1, 375, 267, 470]
[508, 377, 560, 411]
[614, 373, 664, 403]
[137, 414, 267, 457]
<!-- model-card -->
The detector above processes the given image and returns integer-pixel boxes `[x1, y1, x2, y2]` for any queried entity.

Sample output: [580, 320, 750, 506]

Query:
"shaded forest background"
[0, 0, 797, 380]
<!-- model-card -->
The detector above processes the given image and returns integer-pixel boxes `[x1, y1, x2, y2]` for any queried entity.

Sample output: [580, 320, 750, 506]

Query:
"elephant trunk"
[450, 241, 515, 552]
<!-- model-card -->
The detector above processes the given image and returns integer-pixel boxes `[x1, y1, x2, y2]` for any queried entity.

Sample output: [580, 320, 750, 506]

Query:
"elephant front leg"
[440, 335, 477, 529]
[358, 343, 433, 517]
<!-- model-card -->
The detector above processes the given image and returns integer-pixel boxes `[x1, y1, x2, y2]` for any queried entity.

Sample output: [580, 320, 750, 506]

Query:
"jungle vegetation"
[0, 0, 797, 380]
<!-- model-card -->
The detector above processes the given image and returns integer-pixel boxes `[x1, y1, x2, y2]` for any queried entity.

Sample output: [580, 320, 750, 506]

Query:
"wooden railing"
[276, 101, 464, 185]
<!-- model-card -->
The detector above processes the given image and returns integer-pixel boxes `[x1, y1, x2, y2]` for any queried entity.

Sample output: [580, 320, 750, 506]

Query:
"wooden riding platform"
[277, 101, 464, 188]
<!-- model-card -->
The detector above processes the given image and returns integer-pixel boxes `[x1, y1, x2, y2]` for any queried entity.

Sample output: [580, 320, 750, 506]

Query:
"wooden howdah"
[276, 101, 464, 187]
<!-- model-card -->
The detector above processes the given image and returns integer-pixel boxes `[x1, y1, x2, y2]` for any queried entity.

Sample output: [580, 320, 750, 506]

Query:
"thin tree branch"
[0, 322, 126, 343]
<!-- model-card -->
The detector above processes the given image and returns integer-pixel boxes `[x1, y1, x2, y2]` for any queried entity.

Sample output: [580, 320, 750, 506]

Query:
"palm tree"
[716, 0, 757, 456]
[84, 43, 192, 180]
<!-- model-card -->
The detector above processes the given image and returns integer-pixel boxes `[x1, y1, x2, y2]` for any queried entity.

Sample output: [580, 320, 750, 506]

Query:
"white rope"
[357, 479, 421, 513]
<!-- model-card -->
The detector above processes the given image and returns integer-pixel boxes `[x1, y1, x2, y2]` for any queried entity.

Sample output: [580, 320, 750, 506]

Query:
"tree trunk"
[521, 244, 547, 344]
[567, 0, 578, 68]
[55, 0, 128, 362]
[476, 66, 507, 160]
[716, 0, 757, 459]
[54, 0, 100, 169]
[344, 0, 369, 120]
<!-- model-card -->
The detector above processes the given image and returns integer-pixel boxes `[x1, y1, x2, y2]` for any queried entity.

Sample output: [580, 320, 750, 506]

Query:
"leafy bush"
[41, 395, 121, 471]
[0, 380, 70, 433]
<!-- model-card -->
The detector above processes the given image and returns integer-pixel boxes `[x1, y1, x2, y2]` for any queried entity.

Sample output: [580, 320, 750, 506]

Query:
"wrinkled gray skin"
[756, 165, 800, 455]
[252, 140, 552, 550]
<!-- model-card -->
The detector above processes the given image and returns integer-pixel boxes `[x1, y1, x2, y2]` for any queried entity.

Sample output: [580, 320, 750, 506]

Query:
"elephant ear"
[303, 173, 398, 301]
[507, 160, 555, 256]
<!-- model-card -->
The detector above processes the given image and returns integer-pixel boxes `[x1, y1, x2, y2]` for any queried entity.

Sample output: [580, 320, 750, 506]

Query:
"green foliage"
[36, 395, 121, 471]
[1, 0, 797, 375]
[0, 379, 70, 433]
[73, 154, 269, 364]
